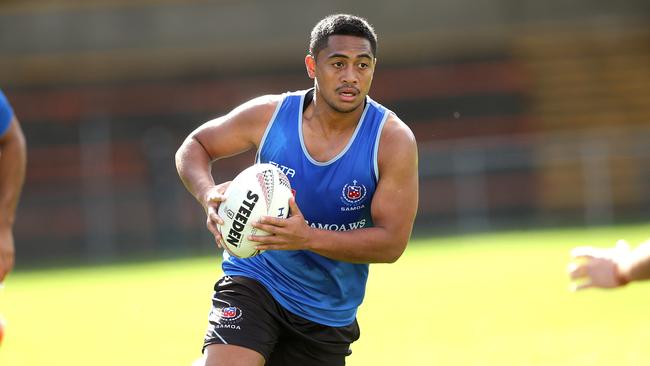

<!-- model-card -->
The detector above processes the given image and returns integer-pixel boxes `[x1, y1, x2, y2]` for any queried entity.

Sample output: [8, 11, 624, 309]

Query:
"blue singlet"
[222, 89, 390, 326]
[0, 89, 14, 136]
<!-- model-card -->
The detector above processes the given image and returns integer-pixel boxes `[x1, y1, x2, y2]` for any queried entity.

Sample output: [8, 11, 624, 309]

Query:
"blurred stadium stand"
[0, 0, 648, 264]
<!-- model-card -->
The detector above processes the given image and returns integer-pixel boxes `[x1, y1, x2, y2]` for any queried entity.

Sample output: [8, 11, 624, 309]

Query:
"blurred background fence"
[0, 0, 649, 265]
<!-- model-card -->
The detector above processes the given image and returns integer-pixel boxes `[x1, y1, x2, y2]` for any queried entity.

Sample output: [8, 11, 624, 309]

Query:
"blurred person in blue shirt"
[0, 89, 26, 283]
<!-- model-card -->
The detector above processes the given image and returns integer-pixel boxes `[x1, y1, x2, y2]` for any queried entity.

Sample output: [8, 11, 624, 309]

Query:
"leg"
[265, 318, 359, 366]
[199, 277, 281, 365]
[204, 344, 265, 366]
[266, 337, 350, 366]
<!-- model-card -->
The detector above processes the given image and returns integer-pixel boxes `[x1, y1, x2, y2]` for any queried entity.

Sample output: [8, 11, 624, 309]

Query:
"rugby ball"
[217, 163, 293, 258]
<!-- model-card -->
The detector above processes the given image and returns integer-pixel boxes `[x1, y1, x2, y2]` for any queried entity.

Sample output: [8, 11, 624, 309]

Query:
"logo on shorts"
[215, 306, 243, 323]
[221, 307, 242, 321]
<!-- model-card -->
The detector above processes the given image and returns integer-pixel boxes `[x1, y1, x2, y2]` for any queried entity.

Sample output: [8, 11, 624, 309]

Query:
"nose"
[341, 66, 358, 85]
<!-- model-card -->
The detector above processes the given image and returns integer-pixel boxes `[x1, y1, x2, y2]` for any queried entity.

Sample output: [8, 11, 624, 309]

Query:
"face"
[305, 35, 376, 114]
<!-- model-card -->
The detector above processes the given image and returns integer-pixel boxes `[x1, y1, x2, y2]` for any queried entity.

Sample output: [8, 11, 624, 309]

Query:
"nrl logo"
[216, 306, 243, 323]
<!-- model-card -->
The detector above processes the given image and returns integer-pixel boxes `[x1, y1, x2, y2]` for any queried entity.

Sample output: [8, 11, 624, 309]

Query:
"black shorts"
[203, 275, 360, 366]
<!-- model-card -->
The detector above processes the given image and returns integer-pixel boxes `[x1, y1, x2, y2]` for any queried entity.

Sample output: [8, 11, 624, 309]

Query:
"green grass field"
[1, 224, 649, 366]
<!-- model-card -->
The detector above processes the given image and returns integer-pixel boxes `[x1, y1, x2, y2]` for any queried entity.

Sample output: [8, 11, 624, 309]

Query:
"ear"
[305, 54, 316, 79]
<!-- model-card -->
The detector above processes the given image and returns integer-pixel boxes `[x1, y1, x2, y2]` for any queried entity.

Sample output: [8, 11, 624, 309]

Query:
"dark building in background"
[1, 0, 649, 264]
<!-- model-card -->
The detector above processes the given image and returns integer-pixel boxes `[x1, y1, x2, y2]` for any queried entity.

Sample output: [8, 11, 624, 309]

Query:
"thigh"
[266, 318, 360, 366]
[202, 276, 281, 361]
[265, 339, 349, 366]
[204, 344, 265, 366]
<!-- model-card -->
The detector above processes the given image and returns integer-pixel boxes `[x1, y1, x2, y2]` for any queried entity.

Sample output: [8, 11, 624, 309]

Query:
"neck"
[306, 91, 365, 133]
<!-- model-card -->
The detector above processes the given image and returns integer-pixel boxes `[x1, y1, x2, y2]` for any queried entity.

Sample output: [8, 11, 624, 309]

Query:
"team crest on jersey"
[341, 180, 367, 206]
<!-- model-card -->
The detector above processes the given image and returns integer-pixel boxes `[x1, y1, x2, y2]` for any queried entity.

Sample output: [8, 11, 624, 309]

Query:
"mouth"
[337, 87, 360, 102]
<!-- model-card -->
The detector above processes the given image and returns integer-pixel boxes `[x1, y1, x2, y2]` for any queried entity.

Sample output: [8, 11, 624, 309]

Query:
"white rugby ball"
[217, 163, 293, 258]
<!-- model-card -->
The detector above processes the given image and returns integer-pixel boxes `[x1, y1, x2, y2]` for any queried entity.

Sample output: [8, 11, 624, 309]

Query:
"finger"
[251, 222, 279, 235]
[207, 191, 226, 203]
[206, 214, 225, 248]
[250, 234, 282, 245]
[257, 216, 286, 227]
[571, 280, 594, 291]
[255, 244, 280, 251]
[254, 243, 284, 251]
[206, 218, 221, 237]
[288, 197, 302, 217]
[214, 234, 224, 249]
[207, 206, 224, 225]
[567, 262, 587, 280]
[570, 246, 598, 259]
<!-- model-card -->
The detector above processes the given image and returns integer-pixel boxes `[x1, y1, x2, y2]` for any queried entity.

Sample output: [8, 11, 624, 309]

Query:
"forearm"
[619, 240, 650, 283]
[175, 136, 215, 207]
[0, 125, 26, 226]
[307, 226, 408, 264]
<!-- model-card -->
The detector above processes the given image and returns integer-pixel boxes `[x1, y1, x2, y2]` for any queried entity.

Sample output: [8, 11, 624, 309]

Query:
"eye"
[358, 62, 369, 69]
[332, 61, 344, 69]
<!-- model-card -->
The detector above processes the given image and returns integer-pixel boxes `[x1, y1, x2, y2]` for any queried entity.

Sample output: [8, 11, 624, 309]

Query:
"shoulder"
[190, 93, 287, 154]
[227, 94, 284, 124]
[375, 112, 417, 177]
[0, 89, 12, 115]
[0, 90, 14, 137]
[378, 112, 417, 156]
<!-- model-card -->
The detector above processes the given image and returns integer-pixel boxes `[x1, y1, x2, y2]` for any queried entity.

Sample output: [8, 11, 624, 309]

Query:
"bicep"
[190, 97, 277, 161]
[190, 116, 256, 161]
[370, 122, 419, 241]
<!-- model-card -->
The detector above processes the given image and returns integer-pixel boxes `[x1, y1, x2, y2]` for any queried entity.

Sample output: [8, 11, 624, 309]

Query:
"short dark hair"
[309, 14, 378, 59]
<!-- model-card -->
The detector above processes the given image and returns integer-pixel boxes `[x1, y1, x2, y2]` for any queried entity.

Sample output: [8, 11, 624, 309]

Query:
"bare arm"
[0, 116, 27, 282]
[175, 95, 279, 242]
[621, 241, 650, 282]
[253, 114, 419, 263]
[569, 239, 650, 290]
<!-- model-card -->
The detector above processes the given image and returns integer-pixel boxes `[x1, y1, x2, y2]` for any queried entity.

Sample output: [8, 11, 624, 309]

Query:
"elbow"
[383, 242, 408, 264]
[175, 135, 196, 171]
[385, 252, 403, 264]
[384, 255, 400, 264]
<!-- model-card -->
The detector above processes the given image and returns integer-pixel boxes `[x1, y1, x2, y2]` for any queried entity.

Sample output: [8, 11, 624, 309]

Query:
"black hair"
[309, 14, 377, 59]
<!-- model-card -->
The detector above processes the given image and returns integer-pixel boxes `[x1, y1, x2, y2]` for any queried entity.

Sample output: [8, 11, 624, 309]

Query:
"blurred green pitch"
[1, 224, 649, 366]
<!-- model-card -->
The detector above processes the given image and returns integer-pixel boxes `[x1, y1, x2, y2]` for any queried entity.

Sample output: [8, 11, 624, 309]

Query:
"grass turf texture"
[1, 223, 649, 365]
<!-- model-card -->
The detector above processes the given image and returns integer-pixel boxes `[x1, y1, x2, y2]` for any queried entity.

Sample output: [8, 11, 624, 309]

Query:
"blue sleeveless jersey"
[222, 89, 390, 326]
[0, 89, 14, 136]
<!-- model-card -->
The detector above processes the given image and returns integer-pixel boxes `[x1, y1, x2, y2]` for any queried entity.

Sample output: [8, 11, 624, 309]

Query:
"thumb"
[288, 197, 302, 217]
[615, 239, 630, 252]
[571, 280, 593, 292]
